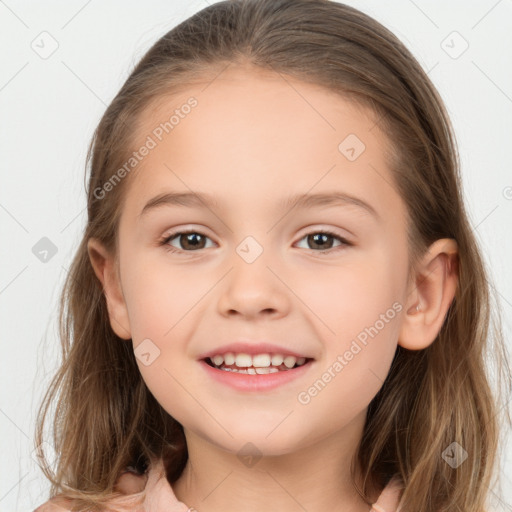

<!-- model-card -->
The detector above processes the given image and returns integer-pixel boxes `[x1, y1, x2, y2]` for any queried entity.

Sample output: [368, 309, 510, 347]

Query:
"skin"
[88, 63, 458, 512]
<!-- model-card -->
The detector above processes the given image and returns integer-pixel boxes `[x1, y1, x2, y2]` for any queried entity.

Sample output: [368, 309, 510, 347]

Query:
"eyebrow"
[138, 191, 379, 220]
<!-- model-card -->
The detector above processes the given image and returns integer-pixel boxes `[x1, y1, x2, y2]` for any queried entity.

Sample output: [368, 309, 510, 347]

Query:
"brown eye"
[307, 233, 335, 250]
[295, 230, 351, 253]
[162, 231, 214, 252]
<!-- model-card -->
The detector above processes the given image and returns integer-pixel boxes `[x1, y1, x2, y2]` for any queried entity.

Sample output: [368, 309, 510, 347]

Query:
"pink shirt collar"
[112, 456, 402, 512]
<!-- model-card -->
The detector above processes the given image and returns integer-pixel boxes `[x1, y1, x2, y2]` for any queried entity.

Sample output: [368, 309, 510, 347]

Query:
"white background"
[1, 1, 511, 510]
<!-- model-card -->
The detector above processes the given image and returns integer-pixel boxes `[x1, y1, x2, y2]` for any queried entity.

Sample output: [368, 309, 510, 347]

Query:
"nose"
[216, 250, 291, 320]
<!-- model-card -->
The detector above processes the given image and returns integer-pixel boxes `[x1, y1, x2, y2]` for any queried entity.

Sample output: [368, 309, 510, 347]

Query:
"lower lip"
[199, 360, 314, 392]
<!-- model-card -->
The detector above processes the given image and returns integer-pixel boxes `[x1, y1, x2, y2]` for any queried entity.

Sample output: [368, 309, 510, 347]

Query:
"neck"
[172, 409, 377, 512]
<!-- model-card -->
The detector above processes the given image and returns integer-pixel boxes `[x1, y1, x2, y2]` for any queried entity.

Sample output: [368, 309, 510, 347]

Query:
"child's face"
[107, 65, 412, 454]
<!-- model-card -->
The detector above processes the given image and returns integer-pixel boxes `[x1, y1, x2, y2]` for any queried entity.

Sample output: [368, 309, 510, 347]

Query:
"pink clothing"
[34, 456, 403, 511]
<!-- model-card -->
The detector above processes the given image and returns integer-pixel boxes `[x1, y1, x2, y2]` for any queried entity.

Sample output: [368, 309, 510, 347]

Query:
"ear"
[398, 238, 458, 350]
[87, 237, 132, 340]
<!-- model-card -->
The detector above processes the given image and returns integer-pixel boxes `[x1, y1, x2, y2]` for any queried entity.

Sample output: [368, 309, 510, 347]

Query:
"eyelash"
[158, 229, 352, 255]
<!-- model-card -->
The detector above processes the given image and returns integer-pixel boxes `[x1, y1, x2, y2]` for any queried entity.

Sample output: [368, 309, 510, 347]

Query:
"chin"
[203, 422, 305, 457]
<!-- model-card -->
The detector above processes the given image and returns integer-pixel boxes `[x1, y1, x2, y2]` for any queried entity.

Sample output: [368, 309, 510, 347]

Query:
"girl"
[33, 1, 511, 511]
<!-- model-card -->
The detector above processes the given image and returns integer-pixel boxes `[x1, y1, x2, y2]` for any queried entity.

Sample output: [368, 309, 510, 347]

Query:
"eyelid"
[159, 225, 353, 255]
[159, 227, 217, 250]
[293, 228, 353, 255]
[160, 224, 353, 241]
[296, 224, 353, 242]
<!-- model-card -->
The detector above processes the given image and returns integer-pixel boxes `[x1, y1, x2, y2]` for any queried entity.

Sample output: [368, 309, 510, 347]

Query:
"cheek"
[297, 249, 405, 339]
[295, 247, 405, 391]
[293, 270, 402, 430]
[121, 255, 206, 339]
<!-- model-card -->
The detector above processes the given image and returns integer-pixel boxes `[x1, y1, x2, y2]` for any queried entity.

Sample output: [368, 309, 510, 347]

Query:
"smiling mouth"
[203, 355, 314, 374]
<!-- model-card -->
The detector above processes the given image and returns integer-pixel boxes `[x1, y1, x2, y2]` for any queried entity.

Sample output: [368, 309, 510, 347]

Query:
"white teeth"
[212, 354, 224, 366]
[235, 353, 252, 367]
[208, 352, 310, 372]
[224, 352, 235, 365]
[271, 354, 284, 366]
[252, 354, 271, 367]
[220, 366, 281, 374]
[283, 355, 297, 368]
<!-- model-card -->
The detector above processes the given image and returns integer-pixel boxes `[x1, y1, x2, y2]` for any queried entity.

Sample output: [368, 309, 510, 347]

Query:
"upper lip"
[198, 341, 314, 360]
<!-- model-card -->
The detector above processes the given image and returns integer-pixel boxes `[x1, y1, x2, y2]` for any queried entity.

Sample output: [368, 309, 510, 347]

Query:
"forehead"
[121, 65, 403, 224]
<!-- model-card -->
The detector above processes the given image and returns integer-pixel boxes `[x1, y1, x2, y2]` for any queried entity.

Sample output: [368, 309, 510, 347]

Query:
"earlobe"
[398, 238, 458, 351]
[87, 237, 132, 340]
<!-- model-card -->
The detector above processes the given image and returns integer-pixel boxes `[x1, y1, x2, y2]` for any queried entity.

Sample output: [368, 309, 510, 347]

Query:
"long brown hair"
[34, 1, 512, 510]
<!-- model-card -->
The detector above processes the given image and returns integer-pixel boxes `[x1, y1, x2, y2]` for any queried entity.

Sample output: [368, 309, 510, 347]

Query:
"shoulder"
[33, 495, 74, 511]
[32, 469, 147, 512]
[33, 459, 186, 512]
